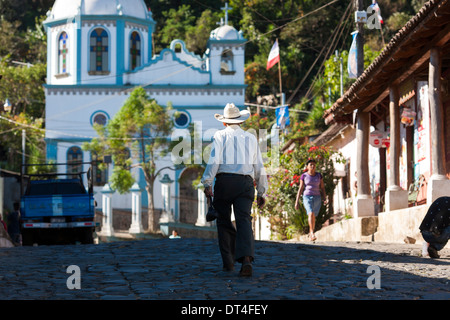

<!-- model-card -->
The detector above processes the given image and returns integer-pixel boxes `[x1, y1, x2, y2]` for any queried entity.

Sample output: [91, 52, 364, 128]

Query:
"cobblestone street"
[0, 238, 448, 305]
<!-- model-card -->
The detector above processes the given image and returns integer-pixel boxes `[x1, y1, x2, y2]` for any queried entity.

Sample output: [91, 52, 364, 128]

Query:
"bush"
[259, 143, 344, 239]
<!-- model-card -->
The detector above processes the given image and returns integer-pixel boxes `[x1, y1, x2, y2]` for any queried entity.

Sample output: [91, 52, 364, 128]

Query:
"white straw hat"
[214, 103, 250, 124]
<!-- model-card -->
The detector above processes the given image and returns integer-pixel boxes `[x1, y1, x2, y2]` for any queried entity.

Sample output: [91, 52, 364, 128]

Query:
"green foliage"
[260, 143, 344, 239]
[84, 87, 174, 192]
[0, 62, 46, 118]
[83, 87, 175, 231]
[0, 113, 46, 173]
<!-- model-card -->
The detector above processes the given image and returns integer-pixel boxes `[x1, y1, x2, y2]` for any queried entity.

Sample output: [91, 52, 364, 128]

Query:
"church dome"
[48, 0, 150, 21]
[210, 25, 243, 41]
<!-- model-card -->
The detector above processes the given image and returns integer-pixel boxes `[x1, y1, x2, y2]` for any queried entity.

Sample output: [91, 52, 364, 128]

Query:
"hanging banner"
[348, 31, 358, 79]
[276, 105, 290, 129]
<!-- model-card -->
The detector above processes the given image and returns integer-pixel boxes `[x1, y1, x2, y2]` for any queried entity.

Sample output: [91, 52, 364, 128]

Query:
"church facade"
[43, 0, 246, 232]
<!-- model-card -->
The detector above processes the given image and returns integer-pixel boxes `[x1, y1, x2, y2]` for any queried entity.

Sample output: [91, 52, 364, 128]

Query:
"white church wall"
[45, 90, 131, 139]
[124, 50, 210, 85]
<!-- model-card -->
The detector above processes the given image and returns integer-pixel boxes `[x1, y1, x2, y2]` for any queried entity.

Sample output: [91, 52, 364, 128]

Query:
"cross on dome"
[221, 2, 232, 25]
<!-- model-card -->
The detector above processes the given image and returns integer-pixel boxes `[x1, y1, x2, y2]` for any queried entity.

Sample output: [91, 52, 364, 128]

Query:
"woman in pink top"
[295, 159, 326, 241]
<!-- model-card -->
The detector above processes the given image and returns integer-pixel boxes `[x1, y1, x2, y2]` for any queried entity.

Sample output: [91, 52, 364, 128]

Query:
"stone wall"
[294, 204, 431, 244]
[374, 204, 428, 243]
[95, 208, 162, 232]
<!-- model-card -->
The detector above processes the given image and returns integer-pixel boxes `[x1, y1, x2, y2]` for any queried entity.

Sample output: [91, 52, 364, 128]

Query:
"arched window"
[130, 31, 142, 70]
[90, 28, 109, 74]
[91, 153, 108, 186]
[67, 146, 83, 176]
[220, 49, 235, 75]
[58, 32, 69, 74]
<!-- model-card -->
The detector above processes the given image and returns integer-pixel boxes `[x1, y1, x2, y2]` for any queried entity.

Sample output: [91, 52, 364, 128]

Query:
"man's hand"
[204, 186, 213, 198]
[257, 196, 265, 209]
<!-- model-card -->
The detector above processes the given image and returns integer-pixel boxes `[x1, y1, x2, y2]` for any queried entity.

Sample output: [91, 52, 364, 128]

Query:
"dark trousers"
[422, 226, 450, 251]
[213, 174, 255, 266]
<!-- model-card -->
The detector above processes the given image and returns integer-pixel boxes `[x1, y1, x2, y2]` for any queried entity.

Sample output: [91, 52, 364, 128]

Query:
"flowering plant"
[258, 143, 344, 239]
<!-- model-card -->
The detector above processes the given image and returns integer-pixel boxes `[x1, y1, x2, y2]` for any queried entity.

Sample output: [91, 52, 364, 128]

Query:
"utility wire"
[4, 0, 343, 138]
[286, 1, 352, 104]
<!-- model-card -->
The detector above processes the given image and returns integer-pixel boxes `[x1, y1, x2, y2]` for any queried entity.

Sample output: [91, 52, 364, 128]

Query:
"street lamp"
[159, 173, 174, 217]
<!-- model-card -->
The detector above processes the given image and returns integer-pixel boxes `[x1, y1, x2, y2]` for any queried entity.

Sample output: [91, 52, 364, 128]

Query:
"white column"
[159, 181, 174, 223]
[129, 183, 143, 234]
[100, 184, 114, 236]
[196, 186, 207, 226]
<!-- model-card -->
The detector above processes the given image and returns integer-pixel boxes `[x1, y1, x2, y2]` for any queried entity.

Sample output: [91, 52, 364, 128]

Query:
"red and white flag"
[370, 1, 383, 24]
[266, 40, 280, 70]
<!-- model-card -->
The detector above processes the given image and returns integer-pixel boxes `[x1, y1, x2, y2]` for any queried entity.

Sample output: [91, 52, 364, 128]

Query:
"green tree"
[261, 143, 344, 239]
[0, 62, 46, 119]
[82, 87, 174, 232]
[185, 9, 222, 54]
[0, 112, 46, 173]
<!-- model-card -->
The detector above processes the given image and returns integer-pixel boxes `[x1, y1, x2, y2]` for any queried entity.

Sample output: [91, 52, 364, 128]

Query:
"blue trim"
[45, 139, 57, 162]
[169, 39, 204, 62]
[48, 138, 92, 142]
[76, 24, 82, 84]
[90, 110, 111, 126]
[44, 15, 156, 29]
[44, 83, 247, 90]
[138, 166, 148, 207]
[116, 19, 125, 85]
[127, 48, 209, 75]
[173, 110, 191, 129]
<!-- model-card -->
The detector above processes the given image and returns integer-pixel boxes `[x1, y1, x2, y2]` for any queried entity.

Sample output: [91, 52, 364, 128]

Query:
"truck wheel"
[22, 229, 34, 246]
[79, 228, 94, 244]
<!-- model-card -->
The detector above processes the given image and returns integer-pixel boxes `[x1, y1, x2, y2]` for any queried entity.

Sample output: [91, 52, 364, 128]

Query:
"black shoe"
[222, 265, 235, 272]
[239, 257, 253, 276]
[428, 245, 440, 259]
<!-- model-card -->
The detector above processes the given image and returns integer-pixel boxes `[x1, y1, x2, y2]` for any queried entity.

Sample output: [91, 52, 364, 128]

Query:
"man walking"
[201, 103, 268, 276]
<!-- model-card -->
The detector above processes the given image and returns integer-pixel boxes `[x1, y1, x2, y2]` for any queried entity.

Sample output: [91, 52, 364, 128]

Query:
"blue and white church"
[43, 0, 247, 235]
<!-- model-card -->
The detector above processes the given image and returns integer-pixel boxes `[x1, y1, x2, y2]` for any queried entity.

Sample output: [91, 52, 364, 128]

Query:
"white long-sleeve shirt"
[201, 125, 268, 197]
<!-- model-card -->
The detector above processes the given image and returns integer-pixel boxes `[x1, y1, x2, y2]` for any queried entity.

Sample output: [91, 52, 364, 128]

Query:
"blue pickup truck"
[20, 164, 97, 245]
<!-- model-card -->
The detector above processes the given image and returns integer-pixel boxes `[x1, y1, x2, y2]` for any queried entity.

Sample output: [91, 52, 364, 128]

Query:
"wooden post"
[388, 85, 400, 189]
[356, 111, 371, 196]
[427, 47, 450, 203]
[385, 85, 408, 211]
[354, 111, 374, 217]
[429, 47, 446, 178]
[353, 0, 374, 217]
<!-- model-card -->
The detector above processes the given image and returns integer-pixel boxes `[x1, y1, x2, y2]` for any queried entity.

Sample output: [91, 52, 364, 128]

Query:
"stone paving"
[0, 238, 448, 302]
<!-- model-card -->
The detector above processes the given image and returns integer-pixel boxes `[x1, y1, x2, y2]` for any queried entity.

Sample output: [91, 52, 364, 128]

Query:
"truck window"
[26, 179, 87, 196]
